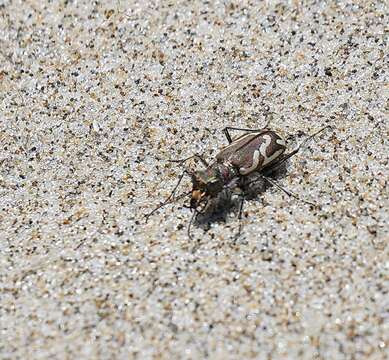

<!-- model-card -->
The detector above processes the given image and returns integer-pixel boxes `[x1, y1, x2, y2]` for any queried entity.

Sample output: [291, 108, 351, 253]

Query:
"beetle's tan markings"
[239, 134, 279, 175]
[276, 138, 286, 146]
[263, 149, 284, 166]
[259, 134, 272, 158]
[260, 135, 285, 165]
[239, 150, 261, 175]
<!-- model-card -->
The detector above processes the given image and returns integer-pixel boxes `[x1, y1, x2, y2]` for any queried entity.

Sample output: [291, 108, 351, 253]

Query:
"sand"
[0, 0, 388, 359]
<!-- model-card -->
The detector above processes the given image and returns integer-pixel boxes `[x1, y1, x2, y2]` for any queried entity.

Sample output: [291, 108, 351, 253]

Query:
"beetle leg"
[145, 170, 190, 222]
[187, 209, 198, 240]
[261, 175, 317, 207]
[296, 125, 332, 151]
[168, 154, 208, 167]
[223, 177, 240, 191]
[222, 123, 270, 144]
[263, 125, 331, 175]
[282, 125, 331, 160]
[223, 127, 233, 144]
[197, 200, 209, 214]
[234, 194, 246, 240]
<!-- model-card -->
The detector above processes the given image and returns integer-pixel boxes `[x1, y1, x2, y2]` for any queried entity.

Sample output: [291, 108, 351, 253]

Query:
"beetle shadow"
[194, 162, 289, 231]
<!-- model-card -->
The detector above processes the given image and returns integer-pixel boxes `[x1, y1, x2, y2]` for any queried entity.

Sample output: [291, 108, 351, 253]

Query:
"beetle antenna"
[167, 154, 208, 168]
[145, 170, 190, 223]
[145, 188, 191, 223]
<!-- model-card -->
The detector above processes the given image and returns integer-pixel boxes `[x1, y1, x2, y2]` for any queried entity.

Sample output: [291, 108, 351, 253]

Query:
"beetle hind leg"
[262, 125, 331, 176]
[261, 175, 318, 208]
[286, 125, 331, 158]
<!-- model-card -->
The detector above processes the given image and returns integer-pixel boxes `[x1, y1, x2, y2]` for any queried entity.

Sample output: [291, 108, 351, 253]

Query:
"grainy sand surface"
[0, 0, 388, 359]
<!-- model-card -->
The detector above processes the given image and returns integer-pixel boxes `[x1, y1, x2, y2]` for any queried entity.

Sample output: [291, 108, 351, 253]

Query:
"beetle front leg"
[224, 178, 247, 240]
[234, 194, 246, 240]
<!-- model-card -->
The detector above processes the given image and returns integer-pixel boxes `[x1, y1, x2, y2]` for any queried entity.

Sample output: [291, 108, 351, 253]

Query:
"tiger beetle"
[145, 124, 330, 239]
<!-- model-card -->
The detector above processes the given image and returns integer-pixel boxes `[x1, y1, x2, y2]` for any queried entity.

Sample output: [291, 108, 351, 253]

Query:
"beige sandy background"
[0, 0, 388, 359]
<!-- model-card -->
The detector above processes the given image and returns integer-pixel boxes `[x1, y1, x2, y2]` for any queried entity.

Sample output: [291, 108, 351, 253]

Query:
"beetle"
[145, 124, 330, 239]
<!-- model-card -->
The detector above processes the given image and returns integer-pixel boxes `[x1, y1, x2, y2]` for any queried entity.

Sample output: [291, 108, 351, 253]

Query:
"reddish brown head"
[190, 167, 224, 209]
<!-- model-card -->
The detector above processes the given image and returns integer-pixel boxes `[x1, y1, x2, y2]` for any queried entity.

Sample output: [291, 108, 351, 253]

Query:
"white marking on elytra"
[259, 135, 272, 158]
[239, 134, 284, 175]
[262, 148, 284, 166]
[276, 138, 286, 146]
[240, 149, 260, 175]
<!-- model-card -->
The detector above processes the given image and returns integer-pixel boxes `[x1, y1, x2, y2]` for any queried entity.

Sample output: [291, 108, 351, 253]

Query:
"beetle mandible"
[146, 124, 330, 239]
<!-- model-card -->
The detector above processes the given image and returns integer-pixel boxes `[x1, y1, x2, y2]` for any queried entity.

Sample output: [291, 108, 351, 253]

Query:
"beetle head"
[190, 168, 223, 208]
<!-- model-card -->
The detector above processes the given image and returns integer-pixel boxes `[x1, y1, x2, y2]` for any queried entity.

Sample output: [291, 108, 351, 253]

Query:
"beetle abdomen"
[217, 130, 286, 175]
